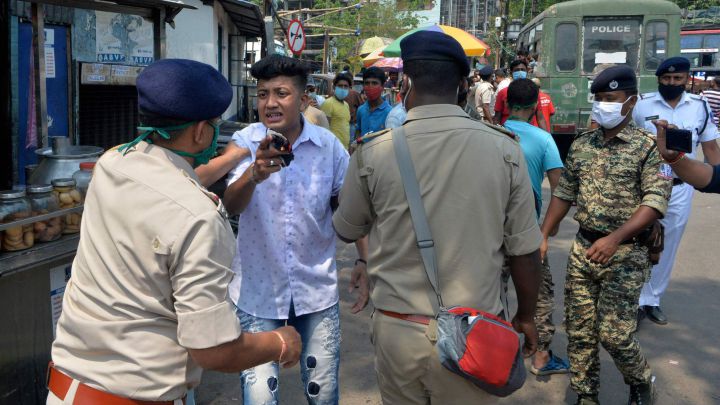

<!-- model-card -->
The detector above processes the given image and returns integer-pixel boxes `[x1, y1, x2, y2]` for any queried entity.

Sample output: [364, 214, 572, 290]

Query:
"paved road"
[197, 184, 720, 404]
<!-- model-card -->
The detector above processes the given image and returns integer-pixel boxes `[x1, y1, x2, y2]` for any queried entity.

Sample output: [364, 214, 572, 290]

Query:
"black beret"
[478, 65, 494, 76]
[401, 31, 470, 76]
[137, 59, 232, 122]
[655, 56, 691, 76]
[590, 65, 636, 94]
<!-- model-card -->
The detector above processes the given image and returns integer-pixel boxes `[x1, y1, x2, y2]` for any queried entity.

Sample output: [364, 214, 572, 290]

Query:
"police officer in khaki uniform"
[332, 31, 542, 405]
[47, 59, 301, 405]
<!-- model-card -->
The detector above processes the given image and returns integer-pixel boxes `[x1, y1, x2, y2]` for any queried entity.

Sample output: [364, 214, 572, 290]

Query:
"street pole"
[322, 29, 329, 73]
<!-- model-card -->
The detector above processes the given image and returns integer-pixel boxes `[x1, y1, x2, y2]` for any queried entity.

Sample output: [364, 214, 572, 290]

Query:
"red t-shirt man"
[494, 87, 555, 131]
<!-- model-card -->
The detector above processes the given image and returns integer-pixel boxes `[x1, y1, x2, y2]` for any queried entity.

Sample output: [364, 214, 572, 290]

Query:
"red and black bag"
[392, 128, 526, 396]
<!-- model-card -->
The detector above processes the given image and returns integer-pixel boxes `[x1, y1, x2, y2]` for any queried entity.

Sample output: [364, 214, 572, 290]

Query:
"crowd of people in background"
[46, 23, 720, 405]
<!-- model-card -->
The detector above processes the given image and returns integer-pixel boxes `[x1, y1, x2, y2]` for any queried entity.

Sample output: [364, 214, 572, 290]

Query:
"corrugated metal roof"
[218, 0, 264, 37]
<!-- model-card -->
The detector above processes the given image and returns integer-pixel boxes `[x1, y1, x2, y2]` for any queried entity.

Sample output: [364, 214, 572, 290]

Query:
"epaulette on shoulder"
[688, 93, 704, 101]
[484, 122, 518, 141]
[574, 128, 597, 140]
[640, 92, 657, 100]
[359, 128, 392, 144]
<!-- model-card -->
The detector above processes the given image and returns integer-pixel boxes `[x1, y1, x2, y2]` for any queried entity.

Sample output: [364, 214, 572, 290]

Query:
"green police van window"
[645, 21, 668, 71]
[582, 18, 641, 73]
[555, 23, 578, 72]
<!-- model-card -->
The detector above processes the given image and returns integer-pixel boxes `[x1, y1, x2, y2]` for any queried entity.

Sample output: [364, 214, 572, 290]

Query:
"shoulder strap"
[391, 127, 444, 309]
[698, 98, 710, 145]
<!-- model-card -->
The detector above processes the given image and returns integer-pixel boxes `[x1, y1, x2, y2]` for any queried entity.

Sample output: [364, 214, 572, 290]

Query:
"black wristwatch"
[354, 258, 367, 266]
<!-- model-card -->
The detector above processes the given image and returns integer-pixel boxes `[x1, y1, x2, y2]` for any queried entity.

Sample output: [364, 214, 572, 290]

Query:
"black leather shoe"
[628, 377, 656, 405]
[576, 395, 600, 405]
[637, 307, 646, 324]
[645, 306, 668, 325]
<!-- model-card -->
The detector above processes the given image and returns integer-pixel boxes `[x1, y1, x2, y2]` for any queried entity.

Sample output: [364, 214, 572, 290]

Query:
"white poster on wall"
[95, 11, 154, 65]
[44, 28, 56, 78]
[49, 264, 72, 337]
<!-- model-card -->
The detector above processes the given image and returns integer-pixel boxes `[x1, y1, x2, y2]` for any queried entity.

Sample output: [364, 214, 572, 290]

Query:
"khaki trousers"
[371, 310, 493, 405]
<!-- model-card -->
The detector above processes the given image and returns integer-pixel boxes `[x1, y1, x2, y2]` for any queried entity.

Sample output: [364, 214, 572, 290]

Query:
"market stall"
[0, 1, 194, 403]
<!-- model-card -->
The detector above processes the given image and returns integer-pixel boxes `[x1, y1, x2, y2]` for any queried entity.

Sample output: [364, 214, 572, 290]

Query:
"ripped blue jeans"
[237, 303, 341, 405]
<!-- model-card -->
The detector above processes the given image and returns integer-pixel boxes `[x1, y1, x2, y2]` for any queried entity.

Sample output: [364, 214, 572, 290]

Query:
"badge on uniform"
[645, 115, 660, 121]
[658, 163, 673, 180]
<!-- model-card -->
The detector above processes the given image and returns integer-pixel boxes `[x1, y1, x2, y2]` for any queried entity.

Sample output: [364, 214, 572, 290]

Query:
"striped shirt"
[701, 89, 720, 125]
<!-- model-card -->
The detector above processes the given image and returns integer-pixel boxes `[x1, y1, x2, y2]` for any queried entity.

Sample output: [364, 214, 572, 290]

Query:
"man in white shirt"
[632, 56, 720, 326]
[222, 54, 369, 405]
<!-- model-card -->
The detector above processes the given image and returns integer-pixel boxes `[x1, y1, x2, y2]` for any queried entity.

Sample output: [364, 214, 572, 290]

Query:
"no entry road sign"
[287, 19, 306, 56]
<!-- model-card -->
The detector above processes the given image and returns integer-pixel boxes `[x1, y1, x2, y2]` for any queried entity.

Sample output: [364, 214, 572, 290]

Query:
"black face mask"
[658, 83, 685, 100]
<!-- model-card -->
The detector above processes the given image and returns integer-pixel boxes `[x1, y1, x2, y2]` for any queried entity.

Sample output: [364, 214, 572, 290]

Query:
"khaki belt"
[47, 362, 185, 405]
[378, 309, 432, 325]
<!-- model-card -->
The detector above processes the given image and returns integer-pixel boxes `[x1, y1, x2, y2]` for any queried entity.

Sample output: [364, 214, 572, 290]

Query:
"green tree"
[309, 0, 426, 67]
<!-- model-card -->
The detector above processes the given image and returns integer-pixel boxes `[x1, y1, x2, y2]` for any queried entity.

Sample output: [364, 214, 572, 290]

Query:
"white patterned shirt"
[227, 120, 349, 319]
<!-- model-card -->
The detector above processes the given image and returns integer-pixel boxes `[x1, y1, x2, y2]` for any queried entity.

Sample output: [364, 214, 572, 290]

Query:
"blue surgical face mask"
[334, 87, 349, 100]
[512, 71, 528, 80]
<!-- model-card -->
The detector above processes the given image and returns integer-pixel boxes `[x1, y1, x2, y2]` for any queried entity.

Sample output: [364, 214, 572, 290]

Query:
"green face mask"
[118, 120, 220, 168]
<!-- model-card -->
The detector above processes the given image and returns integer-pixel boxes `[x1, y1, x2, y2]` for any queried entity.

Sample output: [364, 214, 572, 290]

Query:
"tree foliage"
[307, 0, 426, 68]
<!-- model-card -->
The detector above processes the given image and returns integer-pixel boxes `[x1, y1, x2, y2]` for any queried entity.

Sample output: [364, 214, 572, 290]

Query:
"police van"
[516, 0, 681, 159]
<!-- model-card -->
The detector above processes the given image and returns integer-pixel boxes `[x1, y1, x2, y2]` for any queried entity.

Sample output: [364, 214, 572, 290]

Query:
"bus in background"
[516, 0, 681, 160]
[681, 27, 720, 69]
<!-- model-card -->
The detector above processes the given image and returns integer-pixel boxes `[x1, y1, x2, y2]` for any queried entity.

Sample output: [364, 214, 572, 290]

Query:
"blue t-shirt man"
[356, 99, 391, 140]
[504, 120, 564, 218]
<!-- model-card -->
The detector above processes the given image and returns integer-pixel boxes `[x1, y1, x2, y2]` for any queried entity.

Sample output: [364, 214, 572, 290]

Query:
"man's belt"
[578, 228, 637, 245]
[47, 362, 185, 405]
[673, 178, 684, 186]
[378, 309, 432, 325]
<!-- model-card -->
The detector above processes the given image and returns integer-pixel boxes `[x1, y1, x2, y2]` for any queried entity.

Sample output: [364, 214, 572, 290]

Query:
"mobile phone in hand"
[665, 128, 692, 153]
[267, 129, 294, 167]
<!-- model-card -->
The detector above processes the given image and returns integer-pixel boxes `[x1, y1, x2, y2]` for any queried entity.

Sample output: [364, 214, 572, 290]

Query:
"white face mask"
[591, 97, 634, 129]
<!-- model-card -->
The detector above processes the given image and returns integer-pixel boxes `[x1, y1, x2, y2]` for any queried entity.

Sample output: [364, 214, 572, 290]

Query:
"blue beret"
[137, 59, 232, 121]
[478, 65, 494, 76]
[401, 31, 470, 76]
[656, 56, 690, 76]
[590, 65, 636, 94]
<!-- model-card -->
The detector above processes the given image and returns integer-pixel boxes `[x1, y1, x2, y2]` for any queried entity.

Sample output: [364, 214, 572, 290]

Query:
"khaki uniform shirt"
[554, 124, 672, 233]
[51, 142, 241, 401]
[475, 81, 495, 119]
[333, 104, 542, 317]
[303, 105, 330, 130]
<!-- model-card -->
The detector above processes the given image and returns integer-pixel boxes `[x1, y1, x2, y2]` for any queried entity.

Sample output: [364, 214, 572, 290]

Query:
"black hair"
[494, 69, 506, 78]
[250, 54, 310, 91]
[507, 78, 539, 108]
[334, 73, 353, 87]
[343, 65, 351, 71]
[510, 59, 528, 71]
[713, 77, 720, 88]
[404, 59, 462, 96]
[517, 50, 528, 57]
[480, 72, 493, 81]
[363, 67, 386, 85]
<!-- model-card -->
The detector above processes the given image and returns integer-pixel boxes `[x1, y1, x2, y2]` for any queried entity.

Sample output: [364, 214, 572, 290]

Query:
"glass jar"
[27, 184, 63, 242]
[0, 190, 34, 251]
[72, 162, 96, 197]
[52, 178, 82, 234]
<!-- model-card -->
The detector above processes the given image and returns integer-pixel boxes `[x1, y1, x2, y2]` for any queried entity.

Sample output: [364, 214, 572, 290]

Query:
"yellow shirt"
[321, 96, 351, 148]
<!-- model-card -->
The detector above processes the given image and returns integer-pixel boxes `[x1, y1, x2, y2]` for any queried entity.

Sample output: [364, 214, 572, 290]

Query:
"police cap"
[590, 65, 637, 94]
[478, 65, 494, 76]
[137, 59, 232, 121]
[401, 31, 470, 76]
[655, 56, 691, 76]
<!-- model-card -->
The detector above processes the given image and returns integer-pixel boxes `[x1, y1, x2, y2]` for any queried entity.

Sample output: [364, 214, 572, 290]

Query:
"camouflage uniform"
[501, 258, 555, 351]
[553, 124, 672, 398]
